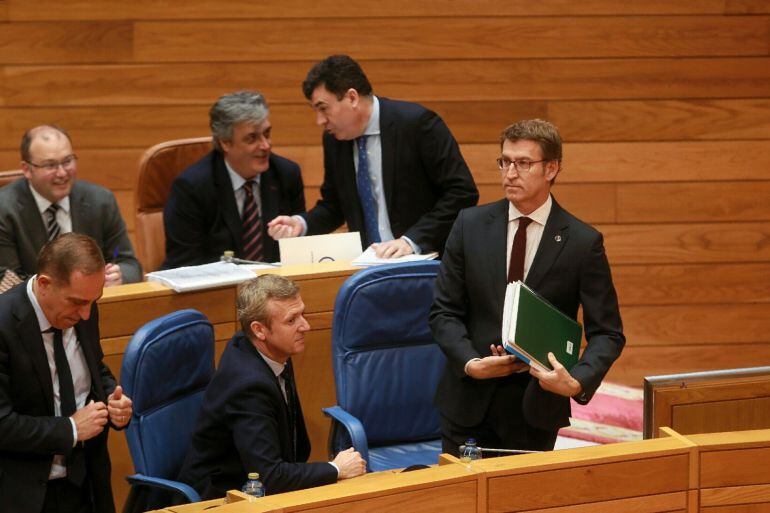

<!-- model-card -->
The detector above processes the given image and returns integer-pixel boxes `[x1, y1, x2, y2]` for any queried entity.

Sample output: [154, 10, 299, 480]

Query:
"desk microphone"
[458, 444, 542, 456]
[220, 251, 279, 267]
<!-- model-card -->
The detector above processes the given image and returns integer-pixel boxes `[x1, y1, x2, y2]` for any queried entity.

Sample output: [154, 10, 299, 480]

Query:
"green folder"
[502, 281, 582, 371]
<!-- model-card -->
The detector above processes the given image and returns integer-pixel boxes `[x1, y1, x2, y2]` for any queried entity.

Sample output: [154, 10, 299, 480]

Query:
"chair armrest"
[323, 405, 370, 465]
[125, 473, 202, 503]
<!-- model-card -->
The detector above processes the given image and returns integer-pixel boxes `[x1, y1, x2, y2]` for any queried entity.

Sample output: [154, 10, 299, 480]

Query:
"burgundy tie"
[507, 217, 532, 283]
[241, 181, 264, 261]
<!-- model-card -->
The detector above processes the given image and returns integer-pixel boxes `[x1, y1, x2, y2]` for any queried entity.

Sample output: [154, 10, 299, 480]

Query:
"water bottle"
[241, 472, 265, 501]
[460, 438, 482, 463]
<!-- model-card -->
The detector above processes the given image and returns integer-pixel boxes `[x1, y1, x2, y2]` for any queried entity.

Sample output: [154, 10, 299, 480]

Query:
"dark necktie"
[45, 204, 61, 241]
[281, 363, 298, 461]
[51, 328, 86, 485]
[355, 136, 381, 245]
[52, 328, 76, 417]
[241, 181, 264, 261]
[508, 217, 533, 283]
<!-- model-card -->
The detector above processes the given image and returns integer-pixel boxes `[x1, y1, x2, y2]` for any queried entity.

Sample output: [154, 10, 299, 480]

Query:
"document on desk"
[146, 262, 264, 292]
[502, 281, 582, 371]
[351, 246, 439, 266]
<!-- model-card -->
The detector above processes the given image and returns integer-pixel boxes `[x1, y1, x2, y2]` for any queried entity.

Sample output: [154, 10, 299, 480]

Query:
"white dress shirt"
[29, 185, 73, 233]
[26, 277, 91, 479]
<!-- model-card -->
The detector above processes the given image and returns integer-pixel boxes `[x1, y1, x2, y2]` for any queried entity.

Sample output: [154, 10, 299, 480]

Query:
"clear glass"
[460, 438, 482, 463]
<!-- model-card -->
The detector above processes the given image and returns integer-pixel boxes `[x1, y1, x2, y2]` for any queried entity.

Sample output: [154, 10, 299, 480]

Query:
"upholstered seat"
[135, 137, 212, 272]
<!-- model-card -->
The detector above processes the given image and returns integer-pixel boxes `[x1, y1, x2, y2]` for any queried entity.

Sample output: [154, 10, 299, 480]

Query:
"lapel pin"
[554, 235, 562, 242]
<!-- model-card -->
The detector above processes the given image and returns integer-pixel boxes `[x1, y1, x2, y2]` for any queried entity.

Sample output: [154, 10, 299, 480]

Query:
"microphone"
[458, 444, 542, 456]
[220, 251, 279, 267]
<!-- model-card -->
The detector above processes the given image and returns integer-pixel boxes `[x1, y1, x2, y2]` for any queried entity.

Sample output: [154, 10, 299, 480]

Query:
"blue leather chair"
[323, 261, 445, 471]
[120, 309, 214, 511]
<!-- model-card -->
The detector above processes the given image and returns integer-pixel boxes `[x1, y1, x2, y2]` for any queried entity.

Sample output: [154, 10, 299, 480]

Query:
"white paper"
[146, 261, 257, 292]
[351, 246, 439, 267]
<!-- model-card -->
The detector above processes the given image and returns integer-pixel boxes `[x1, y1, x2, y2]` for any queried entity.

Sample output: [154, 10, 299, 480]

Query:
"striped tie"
[45, 204, 61, 241]
[241, 181, 264, 262]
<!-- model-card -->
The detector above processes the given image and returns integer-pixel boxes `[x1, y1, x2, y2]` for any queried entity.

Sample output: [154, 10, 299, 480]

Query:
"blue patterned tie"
[355, 136, 381, 245]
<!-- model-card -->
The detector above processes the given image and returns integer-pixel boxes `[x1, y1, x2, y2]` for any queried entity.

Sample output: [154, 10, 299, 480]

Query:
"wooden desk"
[153, 429, 770, 513]
[99, 261, 359, 511]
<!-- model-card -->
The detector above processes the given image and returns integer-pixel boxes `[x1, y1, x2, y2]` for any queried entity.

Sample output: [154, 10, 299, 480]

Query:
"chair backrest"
[121, 309, 215, 481]
[331, 261, 444, 446]
[0, 169, 23, 188]
[135, 137, 212, 272]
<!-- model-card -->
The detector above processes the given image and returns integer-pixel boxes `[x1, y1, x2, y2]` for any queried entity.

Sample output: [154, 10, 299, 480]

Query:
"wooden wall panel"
[0, 22, 133, 64]
[8, 57, 770, 106]
[5, 0, 731, 21]
[132, 17, 770, 62]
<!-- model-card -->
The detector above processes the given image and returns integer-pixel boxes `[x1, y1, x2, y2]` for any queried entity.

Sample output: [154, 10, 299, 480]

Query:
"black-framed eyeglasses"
[25, 154, 78, 173]
[496, 157, 548, 174]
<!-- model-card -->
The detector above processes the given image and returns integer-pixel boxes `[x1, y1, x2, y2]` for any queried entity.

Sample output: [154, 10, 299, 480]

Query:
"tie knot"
[356, 135, 368, 151]
[46, 203, 59, 215]
[243, 180, 255, 195]
[280, 365, 293, 383]
[518, 216, 533, 229]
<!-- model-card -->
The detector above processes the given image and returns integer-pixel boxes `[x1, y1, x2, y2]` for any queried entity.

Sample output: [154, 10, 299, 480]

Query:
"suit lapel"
[259, 161, 280, 224]
[13, 285, 56, 413]
[338, 138, 363, 229]
[484, 200, 510, 308]
[525, 197, 570, 290]
[378, 98, 396, 214]
[18, 180, 50, 250]
[69, 182, 87, 232]
[74, 319, 105, 402]
[213, 153, 243, 252]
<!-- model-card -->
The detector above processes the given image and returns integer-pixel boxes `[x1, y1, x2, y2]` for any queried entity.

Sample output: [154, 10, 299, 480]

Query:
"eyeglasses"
[496, 157, 548, 174]
[25, 154, 78, 172]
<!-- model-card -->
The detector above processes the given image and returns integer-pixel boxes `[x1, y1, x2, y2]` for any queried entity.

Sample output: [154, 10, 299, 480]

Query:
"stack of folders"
[502, 281, 583, 371]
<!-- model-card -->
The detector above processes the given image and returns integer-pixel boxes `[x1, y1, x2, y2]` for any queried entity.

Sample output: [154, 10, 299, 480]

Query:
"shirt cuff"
[293, 215, 308, 236]
[69, 417, 78, 447]
[328, 461, 339, 477]
[401, 236, 421, 255]
[463, 358, 482, 376]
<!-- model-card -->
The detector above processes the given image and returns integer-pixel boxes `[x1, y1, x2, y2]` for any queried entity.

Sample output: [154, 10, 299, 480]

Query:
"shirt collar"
[224, 159, 260, 193]
[257, 349, 287, 378]
[26, 275, 52, 333]
[28, 183, 70, 216]
[508, 194, 553, 226]
[362, 96, 380, 136]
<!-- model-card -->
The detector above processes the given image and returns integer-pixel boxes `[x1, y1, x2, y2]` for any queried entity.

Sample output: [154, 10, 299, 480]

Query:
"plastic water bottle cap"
[247, 472, 260, 479]
[466, 438, 477, 445]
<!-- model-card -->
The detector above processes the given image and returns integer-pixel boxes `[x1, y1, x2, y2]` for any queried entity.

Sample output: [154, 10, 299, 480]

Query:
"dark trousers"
[41, 478, 93, 513]
[441, 375, 558, 457]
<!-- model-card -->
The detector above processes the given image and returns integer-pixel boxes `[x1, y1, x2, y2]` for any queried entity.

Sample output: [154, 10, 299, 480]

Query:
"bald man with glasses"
[0, 125, 142, 286]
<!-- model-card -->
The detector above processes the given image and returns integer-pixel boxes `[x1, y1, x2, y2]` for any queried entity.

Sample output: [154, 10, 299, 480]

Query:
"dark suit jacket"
[430, 197, 625, 433]
[0, 179, 142, 282]
[302, 97, 478, 253]
[178, 333, 337, 499]
[162, 151, 305, 269]
[0, 282, 118, 513]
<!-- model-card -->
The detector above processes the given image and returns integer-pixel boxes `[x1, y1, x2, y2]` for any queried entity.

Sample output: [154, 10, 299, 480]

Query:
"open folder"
[502, 281, 582, 371]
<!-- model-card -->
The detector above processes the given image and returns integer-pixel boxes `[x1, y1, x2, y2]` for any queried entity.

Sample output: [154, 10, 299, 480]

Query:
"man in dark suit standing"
[0, 233, 133, 513]
[179, 275, 365, 498]
[162, 91, 305, 269]
[268, 55, 478, 258]
[430, 119, 625, 455]
[0, 125, 142, 286]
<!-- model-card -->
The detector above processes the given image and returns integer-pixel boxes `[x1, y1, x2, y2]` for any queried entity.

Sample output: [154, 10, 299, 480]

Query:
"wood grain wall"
[2, 0, 770, 388]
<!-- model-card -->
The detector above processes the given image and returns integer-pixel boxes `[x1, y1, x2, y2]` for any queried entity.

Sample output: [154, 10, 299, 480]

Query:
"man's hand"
[529, 352, 583, 397]
[371, 238, 413, 258]
[71, 400, 109, 441]
[104, 263, 122, 287]
[466, 345, 529, 379]
[332, 447, 366, 479]
[107, 385, 133, 428]
[267, 216, 303, 239]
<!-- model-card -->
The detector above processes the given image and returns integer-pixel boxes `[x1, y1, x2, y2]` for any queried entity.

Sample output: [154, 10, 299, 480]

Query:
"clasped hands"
[466, 345, 582, 398]
[71, 385, 133, 442]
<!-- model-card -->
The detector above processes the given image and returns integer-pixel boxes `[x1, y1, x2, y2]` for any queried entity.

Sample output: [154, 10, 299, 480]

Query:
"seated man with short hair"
[179, 274, 366, 498]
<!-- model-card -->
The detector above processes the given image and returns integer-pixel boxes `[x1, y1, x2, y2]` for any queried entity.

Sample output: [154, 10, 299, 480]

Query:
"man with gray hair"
[162, 91, 305, 269]
[179, 274, 366, 498]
